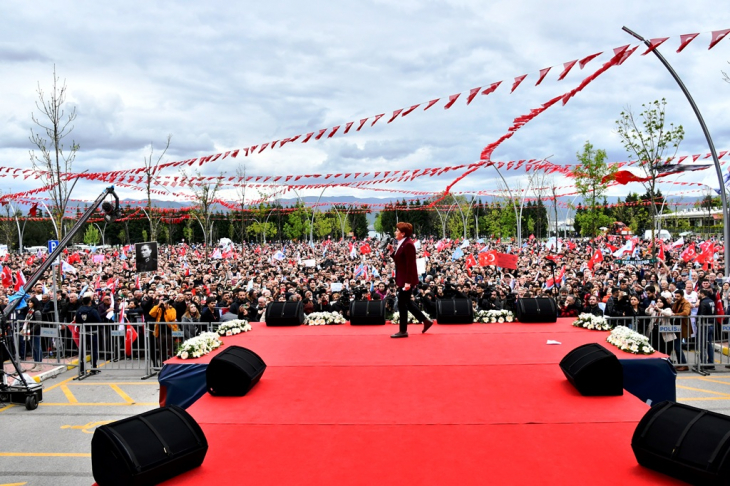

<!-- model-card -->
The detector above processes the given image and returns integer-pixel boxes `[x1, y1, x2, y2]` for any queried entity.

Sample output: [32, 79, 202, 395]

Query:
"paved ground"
[2, 361, 730, 486]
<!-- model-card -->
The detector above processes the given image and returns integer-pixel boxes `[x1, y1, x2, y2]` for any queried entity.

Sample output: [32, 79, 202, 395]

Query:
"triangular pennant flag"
[709, 29, 730, 50]
[371, 114, 385, 126]
[357, 118, 368, 131]
[387, 109, 403, 123]
[344, 122, 354, 133]
[642, 37, 669, 55]
[401, 104, 420, 116]
[466, 87, 481, 105]
[444, 93, 461, 109]
[481, 81, 501, 95]
[510, 75, 527, 93]
[328, 126, 340, 138]
[557, 60, 577, 81]
[535, 67, 551, 86]
[677, 33, 699, 53]
[578, 51, 602, 68]
[423, 98, 440, 110]
[314, 129, 327, 140]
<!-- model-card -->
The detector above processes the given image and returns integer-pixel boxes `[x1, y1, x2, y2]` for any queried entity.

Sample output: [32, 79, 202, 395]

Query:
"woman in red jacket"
[388, 222, 433, 338]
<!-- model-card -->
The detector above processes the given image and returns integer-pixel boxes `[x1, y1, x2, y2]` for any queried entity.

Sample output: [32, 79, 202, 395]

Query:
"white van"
[644, 229, 671, 241]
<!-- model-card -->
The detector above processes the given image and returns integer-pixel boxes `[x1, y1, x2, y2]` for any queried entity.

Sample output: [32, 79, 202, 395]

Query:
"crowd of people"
[0, 231, 727, 370]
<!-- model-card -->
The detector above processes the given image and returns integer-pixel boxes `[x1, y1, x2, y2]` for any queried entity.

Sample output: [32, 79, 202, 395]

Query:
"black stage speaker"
[265, 301, 304, 326]
[206, 346, 266, 396]
[632, 401, 730, 485]
[436, 298, 474, 324]
[349, 300, 386, 325]
[515, 297, 557, 323]
[91, 405, 207, 486]
[559, 343, 623, 396]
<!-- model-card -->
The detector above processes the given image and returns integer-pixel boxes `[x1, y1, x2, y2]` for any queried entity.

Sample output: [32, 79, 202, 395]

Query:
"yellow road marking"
[698, 377, 730, 386]
[61, 420, 113, 434]
[677, 385, 730, 397]
[0, 404, 15, 412]
[68, 382, 158, 386]
[41, 375, 76, 393]
[60, 385, 78, 404]
[39, 402, 158, 407]
[109, 384, 135, 404]
[680, 397, 730, 401]
[0, 452, 90, 458]
[0, 482, 28, 486]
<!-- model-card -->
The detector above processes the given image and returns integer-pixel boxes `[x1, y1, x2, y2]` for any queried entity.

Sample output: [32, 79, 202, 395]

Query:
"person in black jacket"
[75, 293, 101, 375]
[582, 295, 604, 317]
[200, 298, 220, 325]
[698, 288, 716, 370]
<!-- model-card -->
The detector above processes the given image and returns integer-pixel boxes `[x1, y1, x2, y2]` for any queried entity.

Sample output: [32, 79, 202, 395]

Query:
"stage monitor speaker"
[206, 346, 266, 397]
[265, 301, 304, 326]
[559, 343, 623, 396]
[436, 298, 474, 324]
[350, 300, 386, 325]
[632, 401, 730, 485]
[515, 297, 557, 323]
[91, 405, 207, 486]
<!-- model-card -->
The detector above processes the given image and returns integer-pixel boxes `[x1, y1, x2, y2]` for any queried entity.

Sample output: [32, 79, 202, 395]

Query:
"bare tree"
[185, 169, 223, 256]
[723, 61, 730, 84]
[29, 65, 79, 238]
[139, 135, 172, 242]
[234, 164, 249, 246]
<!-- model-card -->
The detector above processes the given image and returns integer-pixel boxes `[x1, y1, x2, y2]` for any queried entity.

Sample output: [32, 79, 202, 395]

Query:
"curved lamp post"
[623, 26, 729, 276]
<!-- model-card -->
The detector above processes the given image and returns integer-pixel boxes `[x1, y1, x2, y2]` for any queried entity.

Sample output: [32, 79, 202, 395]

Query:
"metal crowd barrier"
[604, 314, 730, 375]
[6, 319, 216, 380]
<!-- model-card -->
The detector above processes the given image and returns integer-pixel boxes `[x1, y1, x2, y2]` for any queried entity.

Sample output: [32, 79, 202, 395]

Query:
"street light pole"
[622, 26, 730, 277]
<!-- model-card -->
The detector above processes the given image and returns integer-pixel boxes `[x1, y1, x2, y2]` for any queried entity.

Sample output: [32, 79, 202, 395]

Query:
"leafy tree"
[83, 224, 100, 245]
[616, 99, 684, 248]
[283, 203, 310, 241]
[571, 141, 616, 237]
[348, 206, 369, 238]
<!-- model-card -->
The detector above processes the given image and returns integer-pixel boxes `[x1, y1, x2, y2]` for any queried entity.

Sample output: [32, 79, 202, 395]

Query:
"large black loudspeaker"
[265, 301, 304, 326]
[206, 346, 266, 396]
[349, 300, 386, 325]
[515, 297, 557, 323]
[559, 343, 623, 396]
[91, 405, 207, 486]
[632, 401, 730, 485]
[436, 298, 474, 324]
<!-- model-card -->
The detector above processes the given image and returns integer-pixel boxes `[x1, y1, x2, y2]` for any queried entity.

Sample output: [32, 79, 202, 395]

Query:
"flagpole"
[622, 26, 730, 277]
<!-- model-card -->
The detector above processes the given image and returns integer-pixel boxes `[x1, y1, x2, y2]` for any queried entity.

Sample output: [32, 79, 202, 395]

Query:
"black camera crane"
[0, 186, 121, 410]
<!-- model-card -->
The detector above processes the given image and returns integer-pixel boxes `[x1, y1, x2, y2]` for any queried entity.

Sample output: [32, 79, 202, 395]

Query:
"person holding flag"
[387, 222, 433, 338]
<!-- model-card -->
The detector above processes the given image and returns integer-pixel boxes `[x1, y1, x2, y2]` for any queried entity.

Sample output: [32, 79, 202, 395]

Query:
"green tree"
[571, 141, 616, 237]
[616, 99, 684, 248]
[283, 203, 310, 241]
[83, 224, 100, 245]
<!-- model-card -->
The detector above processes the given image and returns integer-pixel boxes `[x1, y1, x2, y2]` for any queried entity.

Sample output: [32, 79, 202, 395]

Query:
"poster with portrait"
[135, 242, 158, 273]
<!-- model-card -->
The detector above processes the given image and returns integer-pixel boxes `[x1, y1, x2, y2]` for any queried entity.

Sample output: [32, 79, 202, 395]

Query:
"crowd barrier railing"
[5, 318, 216, 380]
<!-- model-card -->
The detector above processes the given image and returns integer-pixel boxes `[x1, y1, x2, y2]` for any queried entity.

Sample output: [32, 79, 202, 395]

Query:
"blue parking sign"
[48, 239, 59, 254]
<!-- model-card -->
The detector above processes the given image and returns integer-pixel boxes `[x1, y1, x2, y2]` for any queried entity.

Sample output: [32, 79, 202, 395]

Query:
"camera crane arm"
[3, 185, 121, 319]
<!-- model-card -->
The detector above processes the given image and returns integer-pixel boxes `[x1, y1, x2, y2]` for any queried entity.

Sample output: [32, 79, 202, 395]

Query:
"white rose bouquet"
[216, 319, 252, 336]
[176, 332, 223, 359]
[572, 313, 612, 331]
[391, 311, 431, 325]
[306, 311, 347, 325]
[475, 309, 515, 323]
[606, 326, 655, 355]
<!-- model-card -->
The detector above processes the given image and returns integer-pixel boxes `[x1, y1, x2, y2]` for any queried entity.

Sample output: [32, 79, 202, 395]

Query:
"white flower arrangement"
[475, 309, 515, 323]
[606, 325, 655, 355]
[216, 319, 252, 336]
[572, 313, 612, 331]
[391, 311, 431, 325]
[306, 311, 347, 325]
[176, 331, 222, 360]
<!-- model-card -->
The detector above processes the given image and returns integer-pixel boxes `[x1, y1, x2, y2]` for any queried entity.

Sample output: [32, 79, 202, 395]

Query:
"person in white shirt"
[684, 280, 699, 337]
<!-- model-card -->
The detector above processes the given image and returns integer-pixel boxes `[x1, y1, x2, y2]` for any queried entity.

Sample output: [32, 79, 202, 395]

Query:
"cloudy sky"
[0, 1, 729, 208]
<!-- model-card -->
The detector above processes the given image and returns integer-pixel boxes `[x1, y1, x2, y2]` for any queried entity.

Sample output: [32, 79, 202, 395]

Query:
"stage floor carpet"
[163, 319, 682, 485]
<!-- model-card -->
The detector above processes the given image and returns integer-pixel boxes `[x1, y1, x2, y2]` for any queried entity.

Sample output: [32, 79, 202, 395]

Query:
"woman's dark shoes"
[422, 319, 434, 333]
[675, 366, 689, 371]
[390, 332, 408, 338]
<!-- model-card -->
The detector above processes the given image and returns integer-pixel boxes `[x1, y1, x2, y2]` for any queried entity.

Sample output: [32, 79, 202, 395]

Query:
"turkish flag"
[14, 270, 26, 291]
[657, 245, 665, 261]
[70, 324, 80, 348]
[1, 266, 12, 288]
[588, 250, 603, 270]
[479, 251, 496, 267]
[125, 325, 138, 356]
[495, 252, 518, 270]
[465, 254, 477, 268]
[681, 245, 696, 263]
[359, 243, 372, 254]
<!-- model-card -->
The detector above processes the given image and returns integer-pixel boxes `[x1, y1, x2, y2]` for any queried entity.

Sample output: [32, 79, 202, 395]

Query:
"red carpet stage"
[161, 319, 682, 485]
